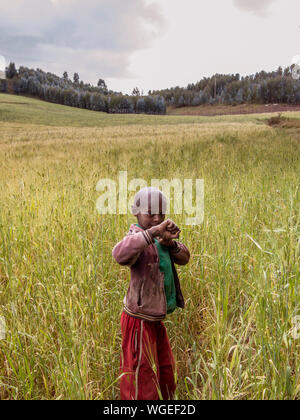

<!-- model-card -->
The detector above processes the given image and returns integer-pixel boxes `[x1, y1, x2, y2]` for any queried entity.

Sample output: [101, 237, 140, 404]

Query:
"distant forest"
[149, 65, 300, 107]
[1, 63, 300, 113]
[0, 63, 166, 115]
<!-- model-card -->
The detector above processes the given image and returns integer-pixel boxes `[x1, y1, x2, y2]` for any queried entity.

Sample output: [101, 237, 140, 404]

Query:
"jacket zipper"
[138, 278, 144, 307]
[152, 242, 167, 315]
[135, 225, 168, 315]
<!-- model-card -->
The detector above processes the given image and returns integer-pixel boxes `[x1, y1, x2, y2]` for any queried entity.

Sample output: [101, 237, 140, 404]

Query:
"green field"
[0, 93, 299, 400]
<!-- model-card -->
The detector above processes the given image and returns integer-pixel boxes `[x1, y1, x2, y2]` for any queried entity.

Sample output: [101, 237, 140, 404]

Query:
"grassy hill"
[2, 93, 300, 128]
[0, 92, 299, 400]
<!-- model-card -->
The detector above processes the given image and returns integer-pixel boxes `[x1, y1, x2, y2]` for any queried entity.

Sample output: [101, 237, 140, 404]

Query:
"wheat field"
[0, 94, 299, 400]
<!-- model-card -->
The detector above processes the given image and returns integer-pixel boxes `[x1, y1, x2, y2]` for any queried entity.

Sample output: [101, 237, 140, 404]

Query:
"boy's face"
[136, 192, 165, 230]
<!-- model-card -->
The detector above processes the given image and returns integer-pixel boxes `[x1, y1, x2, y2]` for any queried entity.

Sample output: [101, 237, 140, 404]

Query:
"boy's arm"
[169, 241, 190, 265]
[112, 226, 154, 267]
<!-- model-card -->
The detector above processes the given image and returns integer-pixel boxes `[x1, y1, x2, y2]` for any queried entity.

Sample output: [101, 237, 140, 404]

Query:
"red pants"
[119, 311, 176, 400]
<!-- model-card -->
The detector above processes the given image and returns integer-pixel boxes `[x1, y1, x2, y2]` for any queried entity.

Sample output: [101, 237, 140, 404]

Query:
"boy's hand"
[157, 236, 179, 247]
[148, 219, 180, 245]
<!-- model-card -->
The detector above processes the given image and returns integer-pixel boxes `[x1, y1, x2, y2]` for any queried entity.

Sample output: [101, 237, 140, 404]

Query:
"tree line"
[2, 62, 300, 111]
[149, 66, 300, 107]
[0, 63, 166, 115]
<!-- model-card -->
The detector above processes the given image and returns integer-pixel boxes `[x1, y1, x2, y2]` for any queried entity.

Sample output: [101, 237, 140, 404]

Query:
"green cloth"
[136, 224, 177, 314]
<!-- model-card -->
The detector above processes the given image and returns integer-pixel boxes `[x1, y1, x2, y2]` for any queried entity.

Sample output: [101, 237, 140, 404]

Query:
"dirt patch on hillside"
[266, 114, 300, 143]
[267, 113, 300, 128]
[168, 103, 300, 117]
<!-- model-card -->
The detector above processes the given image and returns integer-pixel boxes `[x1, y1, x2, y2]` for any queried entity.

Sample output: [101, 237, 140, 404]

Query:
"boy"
[112, 187, 190, 400]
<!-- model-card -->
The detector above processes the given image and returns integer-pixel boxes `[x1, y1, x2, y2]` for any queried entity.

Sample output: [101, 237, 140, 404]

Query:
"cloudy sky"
[0, 0, 300, 94]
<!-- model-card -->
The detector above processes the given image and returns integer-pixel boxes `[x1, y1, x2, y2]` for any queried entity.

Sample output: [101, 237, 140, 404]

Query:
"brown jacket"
[112, 224, 190, 321]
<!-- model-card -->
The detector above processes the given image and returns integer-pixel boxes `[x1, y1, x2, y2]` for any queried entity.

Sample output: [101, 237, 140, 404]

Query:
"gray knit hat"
[131, 187, 167, 215]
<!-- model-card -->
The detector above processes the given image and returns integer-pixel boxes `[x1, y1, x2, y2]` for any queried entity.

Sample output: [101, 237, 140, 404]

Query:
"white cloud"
[114, 0, 300, 95]
[0, 0, 299, 95]
[233, 0, 278, 17]
[0, 0, 165, 81]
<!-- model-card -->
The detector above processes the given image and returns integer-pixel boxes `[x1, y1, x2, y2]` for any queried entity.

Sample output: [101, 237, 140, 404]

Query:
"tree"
[97, 78, 108, 94]
[136, 97, 145, 113]
[132, 87, 140, 96]
[144, 96, 156, 113]
[63, 71, 68, 80]
[192, 94, 201, 106]
[0, 79, 7, 92]
[235, 87, 244, 104]
[284, 67, 291, 77]
[5, 62, 17, 79]
[277, 66, 283, 77]
[91, 93, 107, 112]
[155, 96, 166, 114]
[73, 73, 80, 84]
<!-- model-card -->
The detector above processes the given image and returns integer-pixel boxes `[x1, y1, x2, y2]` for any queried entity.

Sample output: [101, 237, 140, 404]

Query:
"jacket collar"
[132, 223, 145, 231]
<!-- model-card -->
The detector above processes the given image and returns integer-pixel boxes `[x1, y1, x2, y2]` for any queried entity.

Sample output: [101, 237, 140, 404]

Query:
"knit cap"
[131, 187, 167, 215]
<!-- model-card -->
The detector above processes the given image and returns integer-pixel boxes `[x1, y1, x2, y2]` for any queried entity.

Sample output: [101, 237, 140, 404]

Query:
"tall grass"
[0, 103, 299, 399]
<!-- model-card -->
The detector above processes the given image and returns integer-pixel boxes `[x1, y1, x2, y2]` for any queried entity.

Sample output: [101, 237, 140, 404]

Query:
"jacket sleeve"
[169, 241, 190, 266]
[112, 227, 153, 267]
